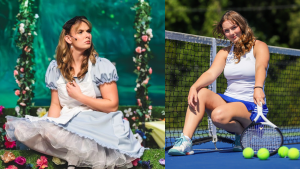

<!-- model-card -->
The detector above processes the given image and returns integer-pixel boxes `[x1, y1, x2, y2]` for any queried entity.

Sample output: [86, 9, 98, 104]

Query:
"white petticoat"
[5, 111, 144, 169]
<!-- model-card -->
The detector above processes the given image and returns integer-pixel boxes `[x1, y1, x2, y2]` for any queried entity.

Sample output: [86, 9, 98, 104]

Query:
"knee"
[197, 88, 210, 102]
[211, 108, 227, 125]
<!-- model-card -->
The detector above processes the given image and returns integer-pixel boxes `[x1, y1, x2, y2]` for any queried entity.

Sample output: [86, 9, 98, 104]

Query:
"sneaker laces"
[173, 137, 184, 147]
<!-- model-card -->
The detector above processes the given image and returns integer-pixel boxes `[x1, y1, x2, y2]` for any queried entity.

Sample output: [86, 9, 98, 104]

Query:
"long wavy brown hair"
[56, 18, 98, 82]
[213, 10, 256, 63]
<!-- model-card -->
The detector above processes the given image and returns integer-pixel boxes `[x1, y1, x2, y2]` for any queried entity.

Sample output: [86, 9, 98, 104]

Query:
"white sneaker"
[168, 133, 194, 156]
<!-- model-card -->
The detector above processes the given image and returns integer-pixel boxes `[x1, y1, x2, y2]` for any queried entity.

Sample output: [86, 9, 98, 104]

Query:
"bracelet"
[254, 86, 263, 89]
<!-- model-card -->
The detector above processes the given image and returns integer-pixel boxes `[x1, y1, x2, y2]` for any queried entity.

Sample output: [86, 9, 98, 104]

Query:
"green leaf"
[136, 109, 143, 117]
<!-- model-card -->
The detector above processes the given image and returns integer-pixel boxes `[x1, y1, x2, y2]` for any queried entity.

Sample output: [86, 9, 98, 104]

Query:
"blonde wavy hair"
[213, 10, 256, 63]
[56, 18, 98, 82]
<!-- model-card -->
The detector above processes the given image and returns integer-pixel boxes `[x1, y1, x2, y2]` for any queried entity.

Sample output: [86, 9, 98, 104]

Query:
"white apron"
[26, 59, 96, 124]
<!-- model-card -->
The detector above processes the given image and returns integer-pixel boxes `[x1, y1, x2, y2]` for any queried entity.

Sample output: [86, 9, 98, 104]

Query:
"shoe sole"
[168, 149, 194, 156]
[233, 147, 243, 152]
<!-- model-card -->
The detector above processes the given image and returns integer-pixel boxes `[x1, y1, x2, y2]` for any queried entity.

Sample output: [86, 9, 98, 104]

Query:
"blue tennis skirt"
[217, 93, 269, 123]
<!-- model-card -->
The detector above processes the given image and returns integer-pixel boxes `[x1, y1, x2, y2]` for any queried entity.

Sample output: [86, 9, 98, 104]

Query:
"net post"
[209, 38, 218, 144]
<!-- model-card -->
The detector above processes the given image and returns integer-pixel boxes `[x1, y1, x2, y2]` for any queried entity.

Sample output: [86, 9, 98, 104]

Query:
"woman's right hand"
[188, 86, 198, 108]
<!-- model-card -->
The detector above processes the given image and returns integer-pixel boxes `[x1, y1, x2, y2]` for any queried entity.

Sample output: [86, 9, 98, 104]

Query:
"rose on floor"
[4, 136, 16, 149]
[36, 156, 48, 169]
[15, 156, 26, 165]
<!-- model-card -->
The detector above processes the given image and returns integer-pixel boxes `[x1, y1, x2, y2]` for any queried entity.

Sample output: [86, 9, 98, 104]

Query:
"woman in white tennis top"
[168, 10, 270, 155]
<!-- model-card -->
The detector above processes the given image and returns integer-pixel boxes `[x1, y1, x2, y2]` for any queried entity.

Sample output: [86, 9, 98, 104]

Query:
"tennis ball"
[243, 147, 254, 159]
[278, 146, 289, 158]
[257, 148, 270, 160]
[288, 148, 299, 160]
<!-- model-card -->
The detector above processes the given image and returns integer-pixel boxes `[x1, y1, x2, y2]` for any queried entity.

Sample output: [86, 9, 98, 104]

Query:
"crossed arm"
[47, 81, 119, 118]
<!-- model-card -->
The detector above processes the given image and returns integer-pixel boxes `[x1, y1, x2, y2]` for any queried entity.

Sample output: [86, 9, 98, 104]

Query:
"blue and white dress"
[5, 56, 144, 169]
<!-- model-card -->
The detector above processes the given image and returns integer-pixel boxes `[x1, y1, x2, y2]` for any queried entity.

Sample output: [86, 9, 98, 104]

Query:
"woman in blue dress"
[5, 16, 144, 169]
[168, 10, 270, 155]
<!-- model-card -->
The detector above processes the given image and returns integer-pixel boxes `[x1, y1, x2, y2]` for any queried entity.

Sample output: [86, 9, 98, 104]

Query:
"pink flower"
[0, 106, 4, 111]
[132, 117, 136, 121]
[3, 123, 6, 129]
[142, 48, 146, 52]
[142, 35, 148, 42]
[149, 67, 152, 74]
[137, 66, 140, 71]
[20, 67, 24, 72]
[159, 159, 165, 166]
[132, 158, 141, 166]
[5, 165, 18, 169]
[146, 96, 149, 100]
[13, 70, 18, 76]
[22, 90, 26, 94]
[15, 90, 20, 96]
[135, 47, 142, 53]
[149, 105, 152, 110]
[20, 102, 26, 106]
[24, 46, 31, 53]
[142, 78, 149, 85]
[15, 156, 26, 165]
[4, 140, 16, 148]
[123, 117, 128, 121]
[36, 156, 48, 169]
[137, 99, 142, 107]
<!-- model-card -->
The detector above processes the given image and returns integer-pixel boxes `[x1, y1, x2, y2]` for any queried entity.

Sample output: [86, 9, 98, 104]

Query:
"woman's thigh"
[211, 102, 252, 128]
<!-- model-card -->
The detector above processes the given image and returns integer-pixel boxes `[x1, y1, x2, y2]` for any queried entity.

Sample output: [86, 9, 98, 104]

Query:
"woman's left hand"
[253, 88, 265, 106]
[66, 80, 82, 100]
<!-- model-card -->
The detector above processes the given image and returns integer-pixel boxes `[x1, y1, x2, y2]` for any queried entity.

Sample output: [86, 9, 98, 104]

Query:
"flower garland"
[12, 0, 39, 116]
[131, 0, 153, 129]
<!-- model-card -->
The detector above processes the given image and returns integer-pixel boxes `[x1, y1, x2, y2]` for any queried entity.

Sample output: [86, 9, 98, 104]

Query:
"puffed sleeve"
[93, 57, 119, 86]
[45, 60, 61, 90]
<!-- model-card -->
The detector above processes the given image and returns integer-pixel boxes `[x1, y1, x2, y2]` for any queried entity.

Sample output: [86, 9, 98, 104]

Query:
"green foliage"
[140, 149, 165, 169]
[165, 0, 300, 48]
[287, 0, 300, 47]
[201, 0, 224, 37]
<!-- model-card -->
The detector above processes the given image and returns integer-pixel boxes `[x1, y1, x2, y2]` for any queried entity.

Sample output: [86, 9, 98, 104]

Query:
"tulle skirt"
[5, 111, 144, 169]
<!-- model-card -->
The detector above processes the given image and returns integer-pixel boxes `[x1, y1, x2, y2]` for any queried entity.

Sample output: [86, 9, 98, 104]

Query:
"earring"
[71, 45, 73, 48]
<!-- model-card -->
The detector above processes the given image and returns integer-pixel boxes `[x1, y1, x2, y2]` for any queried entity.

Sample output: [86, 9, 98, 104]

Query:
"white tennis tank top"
[223, 45, 267, 103]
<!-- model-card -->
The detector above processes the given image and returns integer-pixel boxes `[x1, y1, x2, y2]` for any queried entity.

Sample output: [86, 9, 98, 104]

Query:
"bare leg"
[211, 102, 252, 135]
[182, 88, 227, 138]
